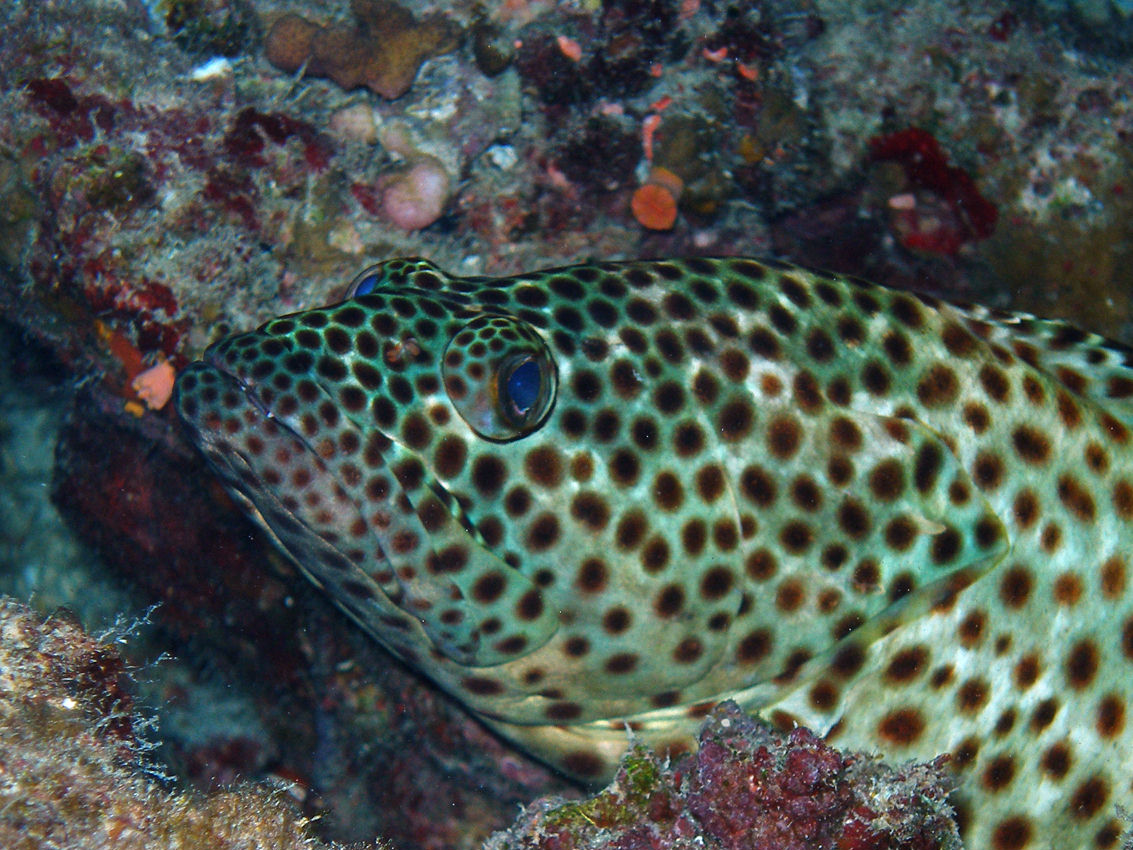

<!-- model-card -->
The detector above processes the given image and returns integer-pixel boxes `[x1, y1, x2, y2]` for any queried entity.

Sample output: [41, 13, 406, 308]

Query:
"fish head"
[175, 259, 565, 671]
[174, 257, 774, 730]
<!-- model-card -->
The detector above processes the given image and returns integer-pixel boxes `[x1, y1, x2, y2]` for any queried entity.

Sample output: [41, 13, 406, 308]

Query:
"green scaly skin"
[175, 257, 1133, 848]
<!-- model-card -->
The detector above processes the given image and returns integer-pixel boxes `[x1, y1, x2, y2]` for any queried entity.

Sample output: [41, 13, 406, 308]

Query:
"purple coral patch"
[488, 702, 960, 850]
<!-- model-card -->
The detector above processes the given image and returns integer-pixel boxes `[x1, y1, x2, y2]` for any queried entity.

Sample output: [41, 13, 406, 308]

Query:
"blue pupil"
[352, 274, 378, 296]
[504, 358, 541, 418]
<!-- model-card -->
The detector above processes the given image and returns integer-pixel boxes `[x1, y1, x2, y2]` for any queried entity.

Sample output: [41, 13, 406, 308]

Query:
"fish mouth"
[202, 338, 275, 421]
[175, 343, 380, 567]
[175, 356, 313, 491]
[177, 343, 523, 666]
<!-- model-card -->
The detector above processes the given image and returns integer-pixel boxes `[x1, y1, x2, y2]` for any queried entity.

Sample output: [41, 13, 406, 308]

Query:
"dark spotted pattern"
[176, 256, 1133, 849]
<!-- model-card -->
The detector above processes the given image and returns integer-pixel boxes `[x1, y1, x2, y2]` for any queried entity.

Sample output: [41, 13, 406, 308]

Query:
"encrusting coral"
[265, 0, 462, 99]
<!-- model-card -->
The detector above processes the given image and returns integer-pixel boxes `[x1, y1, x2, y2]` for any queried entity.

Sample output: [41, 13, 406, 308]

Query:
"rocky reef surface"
[0, 594, 387, 850]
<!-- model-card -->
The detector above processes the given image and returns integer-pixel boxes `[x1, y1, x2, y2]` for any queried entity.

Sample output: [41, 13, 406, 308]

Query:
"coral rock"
[378, 155, 451, 231]
[265, 0, 461, 99]
[0, 596, 368, 850]
[263, 13, 319, 71]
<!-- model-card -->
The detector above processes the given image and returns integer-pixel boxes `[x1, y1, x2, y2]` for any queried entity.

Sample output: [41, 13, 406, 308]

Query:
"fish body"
[176, 257, 1133, 848]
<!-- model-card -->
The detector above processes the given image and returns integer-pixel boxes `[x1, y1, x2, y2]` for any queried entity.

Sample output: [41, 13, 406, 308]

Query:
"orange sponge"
[631, 167, 684, 231]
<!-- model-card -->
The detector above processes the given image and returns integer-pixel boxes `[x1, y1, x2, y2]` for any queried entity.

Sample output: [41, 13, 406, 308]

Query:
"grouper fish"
[174, 256, 1133, 848]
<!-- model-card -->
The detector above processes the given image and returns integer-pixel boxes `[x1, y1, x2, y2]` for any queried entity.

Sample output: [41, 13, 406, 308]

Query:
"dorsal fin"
[949, 301, 1133, 427]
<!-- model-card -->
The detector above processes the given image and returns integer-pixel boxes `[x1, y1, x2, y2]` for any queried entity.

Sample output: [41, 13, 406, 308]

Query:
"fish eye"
[346, 266, 382, 298]
[499, 356, 542, 425]
[444, 316, 556, 441]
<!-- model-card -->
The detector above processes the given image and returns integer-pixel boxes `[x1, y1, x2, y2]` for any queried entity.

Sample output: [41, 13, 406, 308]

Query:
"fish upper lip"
[204, 346, 273, 420]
